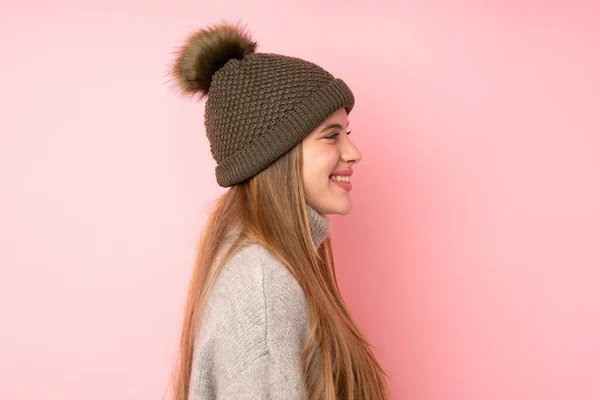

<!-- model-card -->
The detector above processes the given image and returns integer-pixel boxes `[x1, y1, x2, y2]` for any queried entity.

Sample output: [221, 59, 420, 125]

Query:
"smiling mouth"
[329, 175, 352, 191]
[329, 174, 351, 183]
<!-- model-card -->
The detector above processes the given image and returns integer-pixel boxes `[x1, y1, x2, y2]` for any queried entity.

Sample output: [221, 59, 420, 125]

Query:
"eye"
[324, 130, 351, 140]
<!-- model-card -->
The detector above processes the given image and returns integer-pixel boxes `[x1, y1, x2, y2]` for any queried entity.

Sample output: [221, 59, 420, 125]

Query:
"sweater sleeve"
[188, 245, 310, 400]
[203, 352, 305, 399]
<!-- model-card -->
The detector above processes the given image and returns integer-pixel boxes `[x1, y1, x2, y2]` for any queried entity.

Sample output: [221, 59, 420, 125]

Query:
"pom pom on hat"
[170, 21, 257, 98]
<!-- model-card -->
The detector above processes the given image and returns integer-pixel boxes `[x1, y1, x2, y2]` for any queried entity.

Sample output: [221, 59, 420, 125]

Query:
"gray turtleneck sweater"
[188, 206, 330, 399]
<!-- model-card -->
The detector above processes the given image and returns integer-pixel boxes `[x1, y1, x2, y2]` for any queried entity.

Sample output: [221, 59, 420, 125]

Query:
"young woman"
[169, 21, 389, 400]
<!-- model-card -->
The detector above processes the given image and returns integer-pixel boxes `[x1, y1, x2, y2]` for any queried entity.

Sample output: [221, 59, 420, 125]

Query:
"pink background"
[1, 1, 599, 399]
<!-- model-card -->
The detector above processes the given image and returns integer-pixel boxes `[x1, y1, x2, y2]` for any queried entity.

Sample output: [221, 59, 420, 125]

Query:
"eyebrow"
[319, 121, 350, 133]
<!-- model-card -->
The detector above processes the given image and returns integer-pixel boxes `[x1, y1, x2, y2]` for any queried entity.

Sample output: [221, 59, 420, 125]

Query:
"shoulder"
[192, 243, 311, 388]
[198, 243, 311, 350]
[212, 243, 308, 312]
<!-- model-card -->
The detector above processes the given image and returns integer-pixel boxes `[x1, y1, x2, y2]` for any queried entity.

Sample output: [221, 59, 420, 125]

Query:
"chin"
[319, 200, 353, 216]
[337, 204, 352, 215]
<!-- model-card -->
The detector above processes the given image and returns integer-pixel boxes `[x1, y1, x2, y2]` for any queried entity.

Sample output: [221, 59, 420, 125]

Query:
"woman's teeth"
[330, 175, 350, 183]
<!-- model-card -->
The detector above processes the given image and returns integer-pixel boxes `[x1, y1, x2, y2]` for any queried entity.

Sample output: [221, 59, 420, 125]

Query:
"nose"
[341, 135, 362, 165]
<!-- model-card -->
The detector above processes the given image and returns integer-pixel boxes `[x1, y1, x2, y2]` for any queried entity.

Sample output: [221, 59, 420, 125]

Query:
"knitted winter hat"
[170, 22, 355, 187]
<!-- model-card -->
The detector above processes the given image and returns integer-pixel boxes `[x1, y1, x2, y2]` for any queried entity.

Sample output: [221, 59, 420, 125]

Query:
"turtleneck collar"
[225, 204, 330, 248]
[306, 204, 330, 248]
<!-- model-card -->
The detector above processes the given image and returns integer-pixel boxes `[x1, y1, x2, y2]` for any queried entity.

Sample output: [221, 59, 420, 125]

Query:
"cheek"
[303, 165, 324, 192]
[302, 144, 339, 191]
[314, 147, 339, 173]
[310, 154, 337, 189]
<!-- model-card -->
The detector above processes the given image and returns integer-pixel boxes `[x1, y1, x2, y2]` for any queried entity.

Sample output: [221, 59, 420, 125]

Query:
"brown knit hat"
[169, 21, 355, 187]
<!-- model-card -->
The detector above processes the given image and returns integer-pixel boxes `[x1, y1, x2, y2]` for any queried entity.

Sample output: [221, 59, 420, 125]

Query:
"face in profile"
[301, 108, 362, 215]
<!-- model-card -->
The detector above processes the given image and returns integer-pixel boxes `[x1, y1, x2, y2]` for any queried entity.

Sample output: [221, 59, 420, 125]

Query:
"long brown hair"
[171, 142, 389, 399]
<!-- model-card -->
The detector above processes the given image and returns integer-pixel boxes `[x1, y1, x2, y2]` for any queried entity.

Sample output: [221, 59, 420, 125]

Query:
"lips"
[329, 169, 353, 191]
[330, 178, 352, 191]
[330, 169, 353, 177]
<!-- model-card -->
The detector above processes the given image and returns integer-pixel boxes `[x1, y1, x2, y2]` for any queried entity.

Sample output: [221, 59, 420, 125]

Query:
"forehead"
[315, 108, 349, 130]
[322, 108, 348, 125]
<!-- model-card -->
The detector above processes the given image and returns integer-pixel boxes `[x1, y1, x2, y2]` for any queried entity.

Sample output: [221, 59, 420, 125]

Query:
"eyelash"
[325, 131, 351, 140]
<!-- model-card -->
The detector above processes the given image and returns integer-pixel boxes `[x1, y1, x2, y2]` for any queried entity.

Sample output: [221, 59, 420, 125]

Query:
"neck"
[306, 204, 330, 248]
[225, 204, 330, 247]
